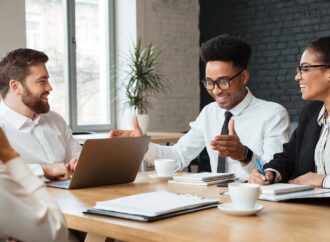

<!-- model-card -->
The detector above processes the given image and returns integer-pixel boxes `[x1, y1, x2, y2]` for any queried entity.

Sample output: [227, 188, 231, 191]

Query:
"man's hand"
[210, 119, 245, 160]
[41, 163, 70, 181]
[0, 128, 19, 163]
[249, 169, 275, 185]
[109, 116, 143, 138]
[65, 157, 78, 175]
[289, 172, 324, 187]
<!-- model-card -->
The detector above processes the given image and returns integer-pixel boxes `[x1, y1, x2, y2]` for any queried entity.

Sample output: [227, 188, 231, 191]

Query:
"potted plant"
[124, 39, 167, 133]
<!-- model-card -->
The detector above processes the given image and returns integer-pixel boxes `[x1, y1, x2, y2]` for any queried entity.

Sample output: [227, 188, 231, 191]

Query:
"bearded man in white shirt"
[0, 48, 81, 180]
[110, 34, 291, 180]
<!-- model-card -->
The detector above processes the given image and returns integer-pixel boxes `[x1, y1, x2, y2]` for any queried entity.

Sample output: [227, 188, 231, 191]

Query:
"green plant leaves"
[124, 39, 167, 114]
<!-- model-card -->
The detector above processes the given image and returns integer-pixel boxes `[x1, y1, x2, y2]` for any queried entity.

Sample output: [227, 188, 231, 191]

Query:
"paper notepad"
[170, 172, 235, 184]
[85, 191, 219, 221]
[261, 183, 313, 195]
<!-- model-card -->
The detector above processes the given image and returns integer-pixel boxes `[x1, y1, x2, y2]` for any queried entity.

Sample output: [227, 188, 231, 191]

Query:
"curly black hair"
[200, 34, 251, 69]
[307, 36, 330, 64]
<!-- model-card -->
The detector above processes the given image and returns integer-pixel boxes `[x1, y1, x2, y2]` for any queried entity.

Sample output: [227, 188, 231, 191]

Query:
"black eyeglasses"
[296, 64, 330, 77]
[202, 68, 245, 91]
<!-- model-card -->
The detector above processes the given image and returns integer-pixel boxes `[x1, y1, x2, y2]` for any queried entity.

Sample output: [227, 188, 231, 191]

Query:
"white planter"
[136, 114, 149, 134]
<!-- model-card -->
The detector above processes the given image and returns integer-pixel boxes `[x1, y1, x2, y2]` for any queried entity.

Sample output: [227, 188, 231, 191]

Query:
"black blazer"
[264, 101, 323, 182]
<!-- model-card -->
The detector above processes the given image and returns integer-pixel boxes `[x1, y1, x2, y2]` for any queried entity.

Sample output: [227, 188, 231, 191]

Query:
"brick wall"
[140, 0, 200, 132]
[200, 0, 330, 121]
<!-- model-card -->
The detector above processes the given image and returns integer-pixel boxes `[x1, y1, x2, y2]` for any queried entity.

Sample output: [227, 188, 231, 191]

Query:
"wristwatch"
[240, 146, 253, 163]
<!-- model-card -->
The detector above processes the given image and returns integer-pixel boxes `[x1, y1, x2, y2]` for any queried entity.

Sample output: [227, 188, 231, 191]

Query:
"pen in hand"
[255, 159, 267, 181]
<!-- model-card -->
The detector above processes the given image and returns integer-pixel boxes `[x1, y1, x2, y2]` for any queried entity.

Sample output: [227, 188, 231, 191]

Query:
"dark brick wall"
[199, 0, 330, 121]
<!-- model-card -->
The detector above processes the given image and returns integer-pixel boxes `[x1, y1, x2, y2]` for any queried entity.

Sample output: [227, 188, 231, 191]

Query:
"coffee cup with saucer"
[149, 159, 180, 179]
[218, 183, 263, 216]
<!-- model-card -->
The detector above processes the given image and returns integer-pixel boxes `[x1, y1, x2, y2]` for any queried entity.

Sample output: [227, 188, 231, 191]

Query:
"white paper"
[260, 183, 313, 195]
[94, 191, 218, 216]
[259, 188, 330, 202]
[173, 172, 234, 182]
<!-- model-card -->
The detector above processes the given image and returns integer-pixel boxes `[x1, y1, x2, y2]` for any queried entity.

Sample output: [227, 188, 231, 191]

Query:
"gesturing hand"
[210, 119, 245, 160]
[109, 116, 143, 138]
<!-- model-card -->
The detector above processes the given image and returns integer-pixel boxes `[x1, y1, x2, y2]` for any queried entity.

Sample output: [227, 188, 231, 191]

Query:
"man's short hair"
[0, 48, 48, 98]
[200, 34, 251, 69]
[307, 36, 330, 64]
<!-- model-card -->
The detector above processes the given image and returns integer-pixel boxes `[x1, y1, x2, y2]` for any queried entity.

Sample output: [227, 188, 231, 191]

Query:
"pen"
[255, 159, 265, 176]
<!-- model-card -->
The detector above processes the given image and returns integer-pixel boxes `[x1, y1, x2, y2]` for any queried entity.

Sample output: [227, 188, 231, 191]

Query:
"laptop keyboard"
[47, 179, 71, 188]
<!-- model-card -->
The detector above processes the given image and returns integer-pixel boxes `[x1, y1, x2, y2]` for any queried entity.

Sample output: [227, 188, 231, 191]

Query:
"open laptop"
[47, 136, 150, 189]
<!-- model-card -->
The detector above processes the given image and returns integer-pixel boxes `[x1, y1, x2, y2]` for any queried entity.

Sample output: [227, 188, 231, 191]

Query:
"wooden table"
[73, 132, 183, 145]
[48, 173, 330, 242]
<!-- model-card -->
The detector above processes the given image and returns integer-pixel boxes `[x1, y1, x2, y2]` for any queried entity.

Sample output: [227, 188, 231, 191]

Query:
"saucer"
[218, 203, 263, 216]
[148, 173, 173, 180]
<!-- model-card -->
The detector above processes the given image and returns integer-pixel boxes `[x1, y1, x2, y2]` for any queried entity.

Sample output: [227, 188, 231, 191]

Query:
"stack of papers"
[261, 183, 313, 195]
[169, 172, 235, 186]
[85, 191, 219, 221]
[259, 184, 330, 202]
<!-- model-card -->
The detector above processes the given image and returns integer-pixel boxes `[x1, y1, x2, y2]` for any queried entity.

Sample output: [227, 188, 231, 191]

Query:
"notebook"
[260, 183, 313, 195]
[85, 191, 219, 222]
[46, 136, 150, 189]
[169, 172, 235, 186]
[259, 188, 330, 202]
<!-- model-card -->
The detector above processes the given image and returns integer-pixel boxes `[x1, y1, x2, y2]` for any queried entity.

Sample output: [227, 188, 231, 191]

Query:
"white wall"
[0, 0, 26, 56]
[141, 0, 200, 132]
[114, 0, 138, 130]
[116, 0, 200, 132]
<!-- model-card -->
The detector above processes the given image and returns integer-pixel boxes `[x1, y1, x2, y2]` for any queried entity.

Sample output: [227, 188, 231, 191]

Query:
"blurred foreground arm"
[0, 128, 69, 242]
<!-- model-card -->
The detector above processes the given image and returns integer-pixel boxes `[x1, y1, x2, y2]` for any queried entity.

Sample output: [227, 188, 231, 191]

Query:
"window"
[25, 0, 115, 131]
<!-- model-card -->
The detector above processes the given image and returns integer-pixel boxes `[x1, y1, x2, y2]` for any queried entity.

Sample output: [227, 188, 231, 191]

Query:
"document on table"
[85, 191, 219, 221]
[259, 188, 330, 202]
[260, 183, 313, 195]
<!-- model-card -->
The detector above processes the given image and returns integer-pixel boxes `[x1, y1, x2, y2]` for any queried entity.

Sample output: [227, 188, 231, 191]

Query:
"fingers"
[66, 158, 78, 174]
[109, 129, 122, 138]
[228, 119, 236, 136]
[249, 169, 268, 184]
[132, 116, 143, 135]
[265, 171, 275, 183]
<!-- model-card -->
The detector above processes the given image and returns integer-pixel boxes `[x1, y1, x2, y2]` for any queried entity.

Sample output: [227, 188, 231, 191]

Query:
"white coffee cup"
[228, 183, 261, 210]
[154, 159, 179, 177]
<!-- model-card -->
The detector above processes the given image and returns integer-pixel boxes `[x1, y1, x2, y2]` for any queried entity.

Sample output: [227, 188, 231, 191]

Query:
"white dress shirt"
[146, 89, 290, 180]
[314, 105, 330, 188]
[0, 101, 82, 176]
[0, 157, 68, 242]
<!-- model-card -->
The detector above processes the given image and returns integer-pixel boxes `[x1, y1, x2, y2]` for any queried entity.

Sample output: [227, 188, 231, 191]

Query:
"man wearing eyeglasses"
[111, 34, 290, 180]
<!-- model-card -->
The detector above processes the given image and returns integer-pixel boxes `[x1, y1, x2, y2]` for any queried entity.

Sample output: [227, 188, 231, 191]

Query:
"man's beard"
[21, 86, 50, 114]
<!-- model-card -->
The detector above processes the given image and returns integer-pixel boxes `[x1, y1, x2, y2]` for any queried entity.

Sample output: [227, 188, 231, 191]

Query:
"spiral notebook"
[85, 191, 219, 222]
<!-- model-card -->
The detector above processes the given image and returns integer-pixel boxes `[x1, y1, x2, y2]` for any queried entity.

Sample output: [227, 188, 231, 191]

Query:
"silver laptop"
[47, 136, 150, 189]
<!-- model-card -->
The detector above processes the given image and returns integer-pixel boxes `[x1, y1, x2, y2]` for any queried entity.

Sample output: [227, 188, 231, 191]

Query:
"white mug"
[228, 183, 261, 210]
[154, 159, 180, 177]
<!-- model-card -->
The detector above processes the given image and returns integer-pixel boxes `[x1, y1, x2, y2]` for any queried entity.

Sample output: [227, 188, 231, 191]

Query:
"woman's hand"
[289, 172, 325, 187]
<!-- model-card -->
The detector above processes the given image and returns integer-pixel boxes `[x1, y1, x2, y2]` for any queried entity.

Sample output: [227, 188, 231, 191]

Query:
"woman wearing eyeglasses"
[250, 36, 330, 188]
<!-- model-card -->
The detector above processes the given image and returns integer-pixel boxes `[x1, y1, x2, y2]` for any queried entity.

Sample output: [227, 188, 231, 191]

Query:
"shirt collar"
[228, 87, 254, 116]
[317, 105, 328, 126]
[0, 101, 41, 130]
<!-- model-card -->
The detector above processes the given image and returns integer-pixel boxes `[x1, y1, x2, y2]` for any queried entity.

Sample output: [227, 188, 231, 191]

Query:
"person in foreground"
[0, 48, 82, 180]
[110, 34, 290, 180]
[250, 36, 330, 188]
[0, 128, 69, 242]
